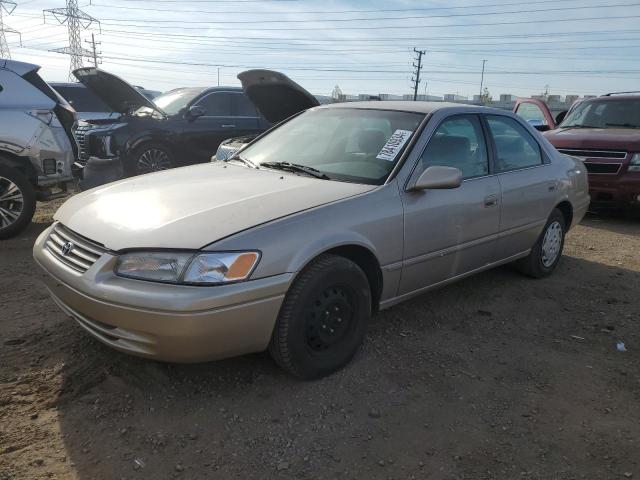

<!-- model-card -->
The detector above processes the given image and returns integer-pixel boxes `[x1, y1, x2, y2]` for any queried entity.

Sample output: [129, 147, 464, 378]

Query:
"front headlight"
[629, 153, 640, 172]
[115, 251, 260, 285]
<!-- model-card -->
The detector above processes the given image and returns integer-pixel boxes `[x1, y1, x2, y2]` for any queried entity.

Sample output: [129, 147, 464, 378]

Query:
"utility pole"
[0, 1, 20, 59]
[479, 59, 487, 104]
[43, 0, 100, 80]
[84, 33, 100, 67]
[411, 48, 425, 101]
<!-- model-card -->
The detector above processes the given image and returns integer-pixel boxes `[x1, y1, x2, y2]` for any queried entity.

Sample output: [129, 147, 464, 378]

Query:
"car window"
[516, 102, 548, 126]
[486, 115, 543, 172]
[418, 115, 488, 179]
[195, 92, 232, 116]
[232, 93, 258, 117]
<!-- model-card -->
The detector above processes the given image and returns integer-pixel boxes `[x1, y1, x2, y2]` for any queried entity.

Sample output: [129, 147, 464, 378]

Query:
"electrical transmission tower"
[43, 0, 100, 80]
[411, 48, 426, 101]
[1, 0, 20, 59]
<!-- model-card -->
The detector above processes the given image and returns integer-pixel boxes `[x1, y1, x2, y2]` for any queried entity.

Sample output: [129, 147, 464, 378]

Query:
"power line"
[83, 2, 640, 25]
[75, 13, 640, 31]
[43, 0, 100, 79]
[86, 0, 589, 15]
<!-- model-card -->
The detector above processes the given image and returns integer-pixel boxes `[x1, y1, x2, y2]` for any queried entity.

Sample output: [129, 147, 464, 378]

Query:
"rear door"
[229, 92, 264, 137]
[399, 114, 501, 295]
[484, 114, 557, 258]
[513, 98, 555, 131]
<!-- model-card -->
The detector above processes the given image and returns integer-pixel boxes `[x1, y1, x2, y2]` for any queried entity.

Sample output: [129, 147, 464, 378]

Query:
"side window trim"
[415, 112, 490, 181]
[484, 114, 547, 174]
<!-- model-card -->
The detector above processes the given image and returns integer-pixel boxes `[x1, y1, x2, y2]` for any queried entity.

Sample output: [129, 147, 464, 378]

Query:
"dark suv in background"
[515, 94, 640, 209]
[73, 68, 271, 177]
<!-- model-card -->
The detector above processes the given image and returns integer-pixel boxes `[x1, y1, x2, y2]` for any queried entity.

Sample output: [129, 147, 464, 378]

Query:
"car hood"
[73, 67, 164, 115]
[237, 69, 320, 124]
[54, 162, 375, 251]
[544, 127, 640, 151]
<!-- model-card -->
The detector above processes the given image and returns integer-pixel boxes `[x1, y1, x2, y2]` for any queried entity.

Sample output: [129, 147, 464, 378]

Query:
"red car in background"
[514, 94, 640, 209]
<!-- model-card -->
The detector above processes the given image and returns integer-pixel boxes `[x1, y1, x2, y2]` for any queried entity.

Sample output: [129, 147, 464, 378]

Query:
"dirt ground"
[1, 201, 639, 480]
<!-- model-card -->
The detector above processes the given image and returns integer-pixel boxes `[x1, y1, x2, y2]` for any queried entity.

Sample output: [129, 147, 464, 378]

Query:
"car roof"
[318, 100, 507, 115]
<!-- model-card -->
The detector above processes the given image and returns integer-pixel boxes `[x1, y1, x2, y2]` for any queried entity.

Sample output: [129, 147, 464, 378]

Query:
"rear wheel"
[0, 165, 36, 240]
[516, 208, 566, 278]
[269, 254, 371, 379]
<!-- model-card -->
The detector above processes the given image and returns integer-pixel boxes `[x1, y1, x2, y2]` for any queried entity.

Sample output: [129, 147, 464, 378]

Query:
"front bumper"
[33, 225, 293, 363]
[588, 174, 640, 208]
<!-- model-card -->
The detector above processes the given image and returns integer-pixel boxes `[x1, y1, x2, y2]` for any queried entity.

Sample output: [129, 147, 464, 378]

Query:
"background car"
[515, 94, 640, 209]
[214, 69, 320, 161]
[73, 67, 271, 176]
[50, 82, 118, 121]
[0, 59, 76, 239]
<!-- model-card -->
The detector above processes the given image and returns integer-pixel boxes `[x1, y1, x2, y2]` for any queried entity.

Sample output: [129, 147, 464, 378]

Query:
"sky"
[3, 0, 640, 99]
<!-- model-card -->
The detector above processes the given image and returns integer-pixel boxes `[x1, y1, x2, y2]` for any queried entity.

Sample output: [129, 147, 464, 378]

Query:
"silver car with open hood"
[34, 99, 589, 379]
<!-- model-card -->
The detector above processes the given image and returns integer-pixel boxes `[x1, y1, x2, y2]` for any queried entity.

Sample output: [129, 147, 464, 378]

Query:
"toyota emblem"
[61, 241, 74, 256]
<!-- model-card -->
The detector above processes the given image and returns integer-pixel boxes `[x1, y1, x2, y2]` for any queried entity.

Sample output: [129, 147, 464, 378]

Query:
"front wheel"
[0, 165, 36, 240]
[269, 254, 371, 380]
[516, 208, 566, 278]
[132, 143, 174, 175]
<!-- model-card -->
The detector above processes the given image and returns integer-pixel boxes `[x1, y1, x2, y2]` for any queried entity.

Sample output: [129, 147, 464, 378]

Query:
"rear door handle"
[484, 194, 499, 207]
[221, 124, 236, 128]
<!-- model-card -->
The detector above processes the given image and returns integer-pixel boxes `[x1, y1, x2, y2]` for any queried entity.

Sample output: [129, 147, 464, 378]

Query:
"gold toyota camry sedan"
[34, 71, 589, 379]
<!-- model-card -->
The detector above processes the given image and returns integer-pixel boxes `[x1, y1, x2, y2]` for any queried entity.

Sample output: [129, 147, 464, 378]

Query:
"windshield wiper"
[561, 124, 602, 129]
[260, 161, 331, 180]
[228, 155, 258, 168]
[605, 123, 640, 129]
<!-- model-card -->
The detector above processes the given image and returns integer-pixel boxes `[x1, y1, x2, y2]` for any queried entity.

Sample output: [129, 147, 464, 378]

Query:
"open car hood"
[237, 69, 319, 124]
[73, 67, 164, 115]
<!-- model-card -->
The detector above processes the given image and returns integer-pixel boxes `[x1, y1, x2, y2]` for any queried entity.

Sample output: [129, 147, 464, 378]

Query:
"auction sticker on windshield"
[376, 129, 413, 161]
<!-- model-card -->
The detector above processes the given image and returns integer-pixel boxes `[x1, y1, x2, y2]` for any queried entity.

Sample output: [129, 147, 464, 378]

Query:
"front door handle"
[484, 194, 499, 207]
[221, 124, 236, 128]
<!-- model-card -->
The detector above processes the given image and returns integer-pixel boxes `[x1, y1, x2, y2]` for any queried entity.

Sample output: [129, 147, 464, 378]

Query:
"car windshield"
[151, 87, 206, 115]
[561, 98, 640, 129]
[238, 108, 424, 185]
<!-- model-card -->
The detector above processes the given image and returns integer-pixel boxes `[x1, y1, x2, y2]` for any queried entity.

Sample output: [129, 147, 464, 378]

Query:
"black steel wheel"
[269, 254, 371, 380]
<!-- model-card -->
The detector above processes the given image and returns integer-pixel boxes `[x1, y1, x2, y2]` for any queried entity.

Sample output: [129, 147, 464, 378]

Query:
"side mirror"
[187, 105, 206, 120]
[410, 166, 463, 191]
[533, 124, 551, 132]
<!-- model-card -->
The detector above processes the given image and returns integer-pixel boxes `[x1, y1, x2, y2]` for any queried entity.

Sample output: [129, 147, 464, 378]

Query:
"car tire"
[269, 254, 371, 380]
[131, 143, 175, 175]
[516, 208, 566, 278]
[0, 165, 36, 240]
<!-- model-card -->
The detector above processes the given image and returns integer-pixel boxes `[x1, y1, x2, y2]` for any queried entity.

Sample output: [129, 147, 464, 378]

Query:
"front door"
[183, 91, 236, 163]
[513, 98, 556, 131]
[399, 114, 501, 295]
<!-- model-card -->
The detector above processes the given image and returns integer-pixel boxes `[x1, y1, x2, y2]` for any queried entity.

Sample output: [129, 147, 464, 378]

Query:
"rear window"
[23, 71, 59, 103]
[52, 85, 111, 112]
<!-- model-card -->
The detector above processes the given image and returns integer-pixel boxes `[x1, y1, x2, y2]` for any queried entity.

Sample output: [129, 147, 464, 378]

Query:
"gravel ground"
[1, 202, 639, 480]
